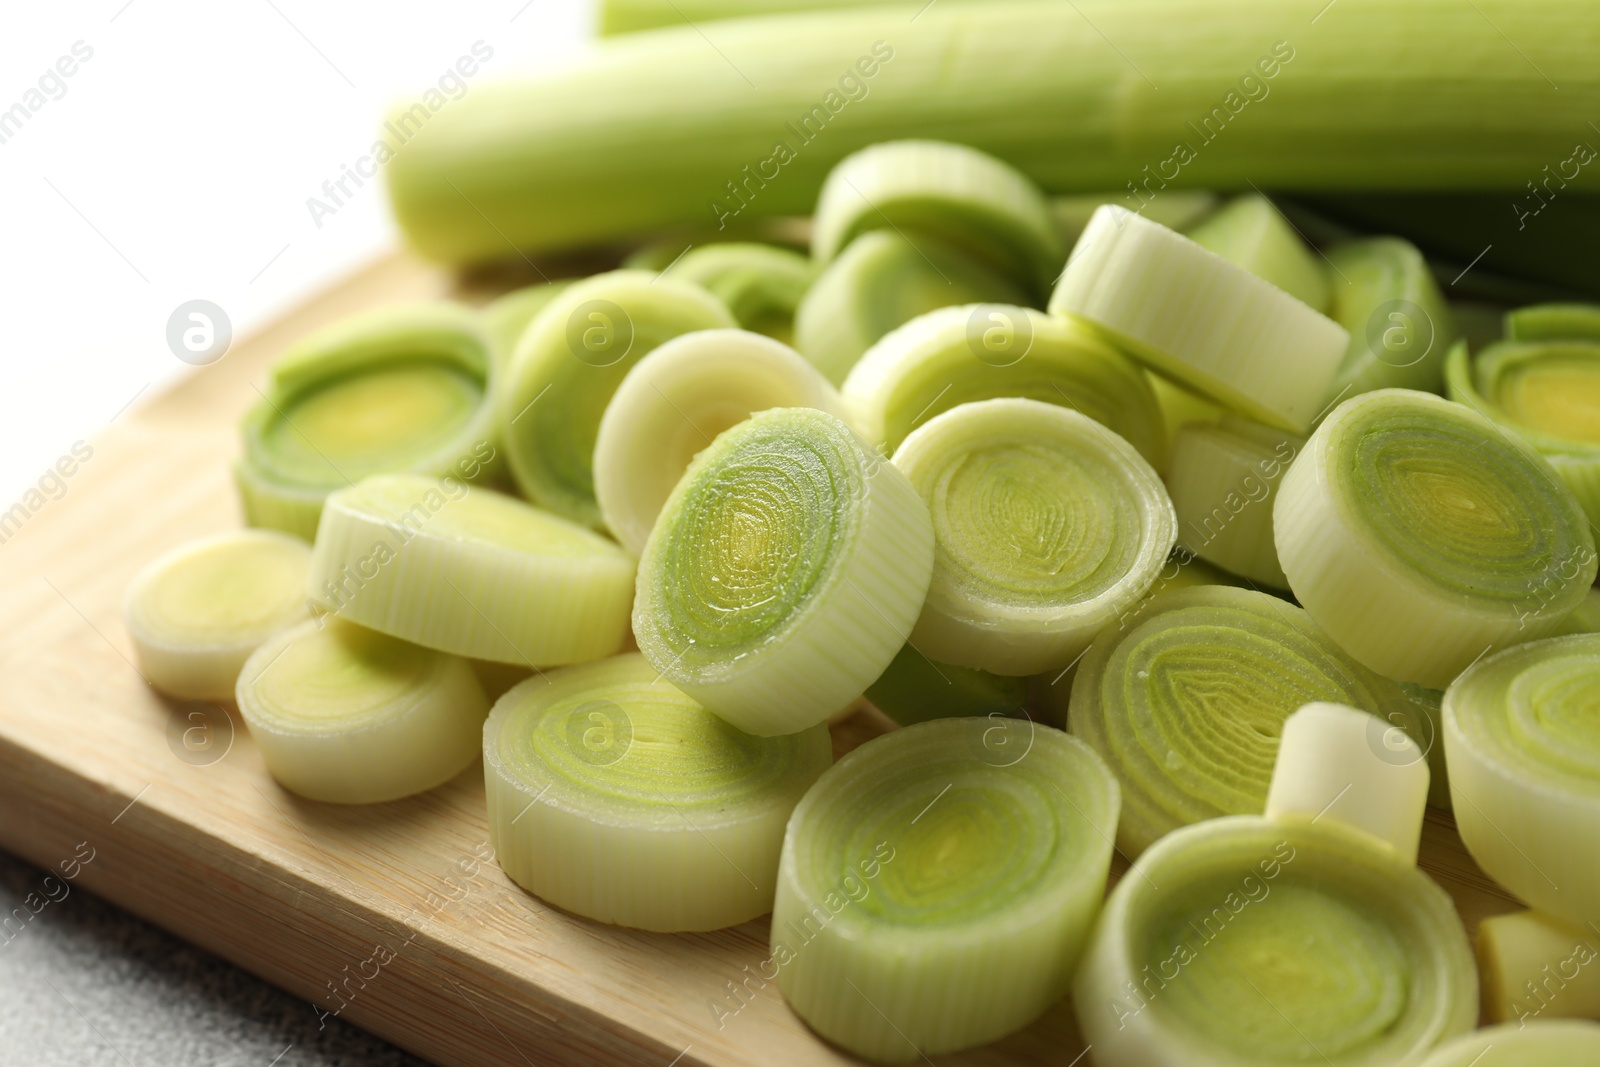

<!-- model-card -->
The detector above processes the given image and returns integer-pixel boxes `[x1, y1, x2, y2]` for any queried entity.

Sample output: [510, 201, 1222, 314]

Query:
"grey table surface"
[0, 848, 428, 1067]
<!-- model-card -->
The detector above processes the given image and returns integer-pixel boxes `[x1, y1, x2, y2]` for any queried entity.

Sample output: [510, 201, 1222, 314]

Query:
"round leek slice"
[894, 398, 1177, 676]
[1075, 816, 1477, 1067]
[1275, 389, 1597, 688]
[664, 242, 812, 342]
[842, 303, 1165, 465]
[124, 530, 312, 701]
[1048, 205, 1349, 433]
[1444, 633, 1600, 929]
[1477, 910, 1600, 1025]
[863, 643, 1027, 727]
[1069, 585, 1427, 856]
[309, 473, 634, 667]
[1445, 337, 1600, 528]
[1419, 1022, 1600, 1066]
[482, 281, 571, 371]
[484, 653, 831, 932]
[1506, 302, 1600, 343]
[811, 140, 1064, 296]
[793, 229, 1031, 386]
[1322, 236, 1455, 406]
[1165, 415, 1306, 589]
[634, 407, 933, 736]
[1184, 193, 1331, 312]
[236, 303, 498, 540]
[774, 718, 1119, 1063]
[498, 270, 737, 528]
[237, 617, 487, 803]
[593, 329, 845, 556]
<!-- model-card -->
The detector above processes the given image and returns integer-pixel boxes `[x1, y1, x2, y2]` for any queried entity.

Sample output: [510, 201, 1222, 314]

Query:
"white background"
[0, 1, 595, 502]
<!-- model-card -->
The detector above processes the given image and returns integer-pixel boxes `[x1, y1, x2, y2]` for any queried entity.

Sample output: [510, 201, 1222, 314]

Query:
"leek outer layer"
[811, 140, 1064, 297]
[1069, 585, 1428, 857]
[1184, 193, 1330, 312]
[773, 718, 1119, 1063]
[1476, 910, 1600, 1026]
[863, 643, 1027, 727]
[842, 303, 1165, 465]
[1275, 389, 1597, 688]
[592, 328, 845, 556]
[633, 407, 933, 736]
[1444, 634, 1600, 930]
[1322, 237, 1455, 407]
[497, 270, 737, 528]
[236, 303, 498, 540]
[1418, 1021, 1600, 1067]
[124, 530, 312, 702]
[1075, 816, 1477, 1067]
[894, 398, 1177, 676]
[309, 473, 634, 667]
[1505, 302, 1600, 343]
[483, 653, 831, 932]
[236, 617, 488, 803]
[1049, 206, 1349, 433]
[664, 242, 813, 342]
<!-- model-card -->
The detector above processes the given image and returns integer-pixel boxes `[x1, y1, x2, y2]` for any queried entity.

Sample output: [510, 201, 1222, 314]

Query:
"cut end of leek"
[1477, 910, 1600, 1026]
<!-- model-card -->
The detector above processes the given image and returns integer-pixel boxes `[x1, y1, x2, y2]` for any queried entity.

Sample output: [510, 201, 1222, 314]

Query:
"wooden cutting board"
[0, 252, 1520, 1067]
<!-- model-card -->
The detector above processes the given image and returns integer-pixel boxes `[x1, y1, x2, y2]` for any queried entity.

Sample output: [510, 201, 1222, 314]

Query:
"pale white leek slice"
[1419, 1021, 1600, 1066]
[1184, 193, 1331, 312]
[237, 617, 487, 803]
[1048, 205, 1349, 432]
[894, 398, 1176, 676]
[309, 473, 633, 667]
[1050, 191, 1219, 250]
[484, 653, 831, 932]
[593, 329, 845, 556]
[124, 530, 312, 701]
[633, 408, 933, 736]
[774, 718, 1119, 1063]
[1276, 389, 1597, 688]
[1477, 910, 1600, 1025]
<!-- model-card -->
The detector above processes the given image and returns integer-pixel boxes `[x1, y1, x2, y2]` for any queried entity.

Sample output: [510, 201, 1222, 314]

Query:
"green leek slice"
[894, 398, 1176, 676]
[1321, 237, 1455, 407]
[309, 473, 634, 667]
[497, 269, 737, 528]
[1556, 587, 1600, 636]
[1477, 910, 1600, 1026]
[1049, 206, 1349, 433]
[1419, 1022, 1600, 1066]
[1506, 302, 1600, 343]
[842, 303, 1165, 464]
[773, 718, 1119, 1062]
[1184, 193, 1331, 312]
[236, 617, 488, 803]
[634, 407, 933, 736]
[664, 242, 812, 343]
[862, 644, 1027, 727]
[592, 328, 845, 556]
[484, 653, 831, 932]
[1275, 389, 1597, 687]
[482, 281, 571, 372]
[124, 530, 312, 701]
[1444, 633, 1600, 929]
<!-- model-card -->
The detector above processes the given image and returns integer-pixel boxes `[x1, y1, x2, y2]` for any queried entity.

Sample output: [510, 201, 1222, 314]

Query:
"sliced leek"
[484, 653, 831, 931]
[1419, 1022, 1600, 1066]
[482, 281, 570, 371]
[124, 530, 312, 701]
[793, 230, 1030, 386]
[237, 617, 488, 803]
[811, 141, 1064, 297]
[1049, 206, 1349, 433]
[894, 398, 1176, 676]
[1051, 191, 1219, 251]
[1506, 302, 1600, 343]
[1477, 910, 1600, 1026]
[1146, 372, 1223, 463]
[1322, 236, 1455, 406]
[592, 329, 845, 556]
[1556, 587, 1600, 636]
[774, 718, 1119, 1063]
[1398, 681, 1452, 811]
[842, 303, 1165, 464]
[634, 407, 933, 736]
[862, 644, 1027, 727]
[1184, 193, 1330, 312]
[664, 242, 812, 343]
[498, 270, 737, 528]
[236, 304, 498, 540]
[1276, 389, 1597, 687]
[1444, 633, 1600, 929]
[309, 473, 634, 667]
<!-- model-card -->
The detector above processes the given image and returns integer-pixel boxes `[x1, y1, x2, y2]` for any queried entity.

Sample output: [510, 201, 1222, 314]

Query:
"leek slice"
[1322, 237, 1455, 406]
[1184, 193, 1330, 312]
[1049, 206, 1349, 433]
[1477, 910, 1600, 1026]
[773, 718, 1119, 1062]
[1165, 415, 1305, 589]
[862, 644, 1026, 727]
[1399, 681, 1452, 811]
[1443, 633, 1600, 929]
[498, 270, 737, 528]
[309, 473, 634, 667]
[1506, 302, 1600, 343]
[1556, 587, 1600, 636]
[236, 617, 487, 803]
[1419, 1022, 1600, 1066]
[811, 141, 1064, 297]
[1445, 337, 1600, 528]
[482, 281, 570, 371]
[236, 304, 497, 540]
[592, 328, 845, 556]
[894, 398, 1177, 676]
[1276, 389, 1597, 687]
[634, 407, 932, 736]
[484, 653, 831, 932]
[1069, 585, 1427, 856]
[1051, 191, 1219, 251]
[842, 303, 1165, 464]
[1146, 372, 1223, 463]
[124, 530, 312, 701]
[793, 230, 1030, 386]
[663, 243, 812, 343]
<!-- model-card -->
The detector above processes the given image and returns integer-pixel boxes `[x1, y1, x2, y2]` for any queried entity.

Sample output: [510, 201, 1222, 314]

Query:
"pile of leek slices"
[124, 139, 1600, 1065]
